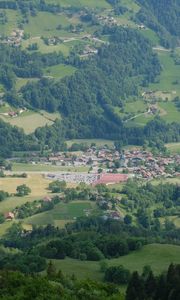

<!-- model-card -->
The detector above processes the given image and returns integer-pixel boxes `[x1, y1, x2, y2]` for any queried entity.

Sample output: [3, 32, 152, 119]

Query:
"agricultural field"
[24, 200, 94, 226]
[46, 0, 111, 9]
[52, 244, 180, 281]
[12, 163, 89, 172]
[149, 50, 180, 98]
[0, 173, 51, 201]
[0, 110, 60, 134]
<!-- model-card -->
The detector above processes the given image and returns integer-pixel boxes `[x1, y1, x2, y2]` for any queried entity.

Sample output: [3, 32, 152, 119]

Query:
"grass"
[44, 64, 76, 79]
[0, 9, 20, 36]
[46, 0, 111, 9]
[22, 37, 71, 55]
[12, 163, 89, 172]
[24, 201, 93, 226]
[15, 78, 39, 90]
[0, 110, 60, 134]
[149, 50, 180, 98]
[166, 142, 180, 154]
[0, 173, 51, 201]
[24, 12, 77, 38]
[158, 101, 180, 123]
[51, 244, 180, 281]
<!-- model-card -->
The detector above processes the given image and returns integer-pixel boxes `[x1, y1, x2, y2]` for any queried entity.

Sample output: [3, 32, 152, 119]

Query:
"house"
[43, 196, 52, 202]
[4, 212, 15, 221]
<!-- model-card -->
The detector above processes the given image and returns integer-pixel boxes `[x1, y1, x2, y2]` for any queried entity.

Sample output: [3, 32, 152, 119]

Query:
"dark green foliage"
[105, 265, 130, 284]
[16, 184, 31, 196]
[126, 264, 180, 300]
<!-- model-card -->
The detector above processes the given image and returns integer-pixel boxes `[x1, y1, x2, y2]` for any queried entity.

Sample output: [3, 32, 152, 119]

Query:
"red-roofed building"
[94, 173, 128, 185]
[43, 196, 52, 202]
[4, 212, 15, 221]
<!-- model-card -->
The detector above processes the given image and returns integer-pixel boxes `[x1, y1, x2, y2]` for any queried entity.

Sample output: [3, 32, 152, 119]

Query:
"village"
[8, 144, 180, 185]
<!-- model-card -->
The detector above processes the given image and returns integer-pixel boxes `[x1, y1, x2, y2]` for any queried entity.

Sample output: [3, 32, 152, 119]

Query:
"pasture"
[149, 50, 180, 98]
[46, 0, 111, 9]
[0, 173, 51, 200]
[52, 244, 180, 281]
[0, 9, 20, 35]
[44, 64, 76, 79]
[12, 163, 89, 172]
[0, 110, 60, 134]
[24, 200, 93, 226]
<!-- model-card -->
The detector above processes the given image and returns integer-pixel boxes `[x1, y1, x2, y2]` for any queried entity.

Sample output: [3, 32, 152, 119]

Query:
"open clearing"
[0, 173, 51, 199]
[52, 244, 180, 281]
[0, 110, 60, 134]
[149, 50, 180, 98]
[24, 200, 93, 226]
[166, 142, 180, 154]
[44, 64, 76, 79]
[12, 163, 89, 172]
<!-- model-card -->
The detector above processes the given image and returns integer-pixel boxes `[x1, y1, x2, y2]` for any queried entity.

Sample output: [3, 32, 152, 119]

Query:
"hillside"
[0, 0, 179, 152]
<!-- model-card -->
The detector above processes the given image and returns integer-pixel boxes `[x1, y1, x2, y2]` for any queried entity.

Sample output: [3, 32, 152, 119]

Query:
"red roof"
[94, 173, 128, 185]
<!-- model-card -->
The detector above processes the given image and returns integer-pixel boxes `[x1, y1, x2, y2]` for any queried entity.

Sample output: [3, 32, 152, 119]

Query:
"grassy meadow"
[150, 50, 180, 98]
[51, 244, 180, 281]
[0, 110, 60, 134]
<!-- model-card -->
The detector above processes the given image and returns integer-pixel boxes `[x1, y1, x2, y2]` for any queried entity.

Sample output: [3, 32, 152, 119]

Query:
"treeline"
[136, 0, 180, 47]
[126, 263, 180, 300]
[0, 268, 122, 300]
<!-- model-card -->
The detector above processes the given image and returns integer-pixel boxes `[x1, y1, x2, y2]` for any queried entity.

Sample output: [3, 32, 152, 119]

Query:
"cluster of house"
[44, 147, 180, 181]
[1, 29, 24, 46]
[0, 107, 27, 118]
[96, 14, 117, 26]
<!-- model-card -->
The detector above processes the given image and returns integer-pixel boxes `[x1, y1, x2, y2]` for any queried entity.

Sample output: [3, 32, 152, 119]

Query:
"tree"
[16, 184, 31, 196]
[48, 180, 66, 193]
[46, 261, 56, 278]
[126, 271, 145, 300]
[105, 265, 130, 284]
[124, 214, 132, 225]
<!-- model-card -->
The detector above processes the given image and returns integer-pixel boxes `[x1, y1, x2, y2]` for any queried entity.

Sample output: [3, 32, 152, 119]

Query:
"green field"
[51, 244, 180, 281]
[159, 101, 180, 123]
[44, 64, 76, 79]
[0, 9, 20, 35]
[150, 50, 180, 97]
[24, 201, 93, 226]
[12, 163, 89, 172]
[46, 0, 111, 9]
[24, 12, 78, 37]
[0, 110, 60, 133]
